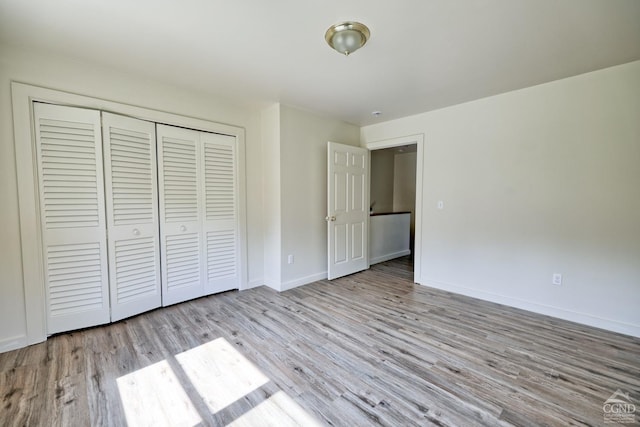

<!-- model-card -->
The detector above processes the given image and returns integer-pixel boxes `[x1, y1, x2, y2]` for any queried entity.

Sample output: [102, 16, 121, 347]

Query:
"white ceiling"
[1, 0, 639, 125]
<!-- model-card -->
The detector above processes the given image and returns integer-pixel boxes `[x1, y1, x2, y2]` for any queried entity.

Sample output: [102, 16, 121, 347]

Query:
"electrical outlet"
[552, 273, 562, 286]
[287, 254, 294, 264]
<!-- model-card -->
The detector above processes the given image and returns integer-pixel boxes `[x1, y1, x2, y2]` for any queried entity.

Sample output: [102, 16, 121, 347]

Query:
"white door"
[327, 142, 369, 280]
[202, 132, 240, 294]
[102, 112, 161, 321]
[33, 102, 110, 334]
[157, 124, 204, 305]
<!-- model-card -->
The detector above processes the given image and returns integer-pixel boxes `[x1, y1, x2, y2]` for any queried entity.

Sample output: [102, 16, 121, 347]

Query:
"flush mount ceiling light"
[325, 21, 370, 56]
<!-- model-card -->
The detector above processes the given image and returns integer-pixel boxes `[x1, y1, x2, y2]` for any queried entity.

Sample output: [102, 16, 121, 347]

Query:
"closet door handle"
[180, 225, 187, 232]
[132, 228, 140, 236]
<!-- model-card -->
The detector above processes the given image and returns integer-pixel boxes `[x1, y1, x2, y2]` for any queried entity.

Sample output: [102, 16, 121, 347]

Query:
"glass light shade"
[325, 22, 370, 56]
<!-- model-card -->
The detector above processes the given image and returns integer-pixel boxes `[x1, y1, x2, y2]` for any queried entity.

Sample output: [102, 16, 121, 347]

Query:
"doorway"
[366, 134, 424, 284]
[370, 144, 417, 255]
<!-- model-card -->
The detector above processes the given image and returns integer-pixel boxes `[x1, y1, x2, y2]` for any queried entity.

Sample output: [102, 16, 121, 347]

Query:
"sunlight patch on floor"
[117, 337, 321, 425]
[116, 360, 201, 427]
[175, 337, 269, 414]
[227, 391, 324, 427]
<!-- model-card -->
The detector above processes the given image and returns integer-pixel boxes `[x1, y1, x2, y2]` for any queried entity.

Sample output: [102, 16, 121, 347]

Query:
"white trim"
[370, 250, 412, 266]
[244, 279, 264, 290]
[281, 272, 327, 292]
[11, 82, 249, 346]
[236, 126, 249, 291]
[364, 134, 424, 283]
[262, 279, 281, 291]
[263, 272, 329, 292]
[0, 335, 28, 353]
[422, 279, 640, 338]
[12, 84, 46, 345]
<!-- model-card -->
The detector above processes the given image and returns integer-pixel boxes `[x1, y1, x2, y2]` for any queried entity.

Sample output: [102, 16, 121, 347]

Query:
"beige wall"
[260, 104, 281, 289]
[393, 151, 417, 249]
[362, 61, 640, 337]
[370, 150, 395, 213]
[0, 44, 264, 350]
[258, 103, 360, 290]
[2, 43, 637, 351]
[279, 105, 360, 288]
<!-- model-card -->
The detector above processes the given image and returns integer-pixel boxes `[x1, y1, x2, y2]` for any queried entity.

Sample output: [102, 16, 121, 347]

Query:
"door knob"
[325, 215, 336, 222]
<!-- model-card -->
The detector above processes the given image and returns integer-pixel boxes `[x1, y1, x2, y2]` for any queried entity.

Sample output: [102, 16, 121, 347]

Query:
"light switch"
[437, 201, 444, 210]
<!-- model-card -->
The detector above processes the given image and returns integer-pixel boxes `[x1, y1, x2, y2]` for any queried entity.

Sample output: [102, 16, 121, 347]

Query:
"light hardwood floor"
[1, 257, 639, 426]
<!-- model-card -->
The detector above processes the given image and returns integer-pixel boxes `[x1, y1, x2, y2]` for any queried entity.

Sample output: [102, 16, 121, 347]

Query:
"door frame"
[364, 134, 424, 283]
[11, 82, 248, 347]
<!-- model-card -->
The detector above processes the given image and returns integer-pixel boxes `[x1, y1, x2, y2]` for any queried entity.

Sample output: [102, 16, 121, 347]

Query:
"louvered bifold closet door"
[102, 113, 161, 321]
[202, 132, 239, 294]
[33, 103, 110, 334]
[157, 124, 204, 306]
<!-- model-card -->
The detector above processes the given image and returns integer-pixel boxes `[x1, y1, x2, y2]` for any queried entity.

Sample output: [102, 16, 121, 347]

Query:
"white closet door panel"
[161, 135, 200, 223]
[157, 124, 204, 305]
[202, 133, 239, 294]
[165, 232, 202, 289]
[103, 113, 161, 321]
[47, 243, 104, 314]
[204, 139, 235, 221]
[206, 229, 236, 281]
[34, 102, 110, 334]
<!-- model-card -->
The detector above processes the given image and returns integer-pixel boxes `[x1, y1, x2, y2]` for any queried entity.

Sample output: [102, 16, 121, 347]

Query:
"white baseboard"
[242, 279, 263, 290]
[241, 272, 329, 292]
[281, 272, 327, 292]
[421, 278, 640, 338]
[0, 335, 28, 354]
[370, 250, 411, 265]
[262, 278, 281, 292]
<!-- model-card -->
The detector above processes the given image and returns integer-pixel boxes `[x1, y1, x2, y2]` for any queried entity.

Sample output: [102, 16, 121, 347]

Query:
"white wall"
[362, 61, 640, 337]
[279, 105, 360, 289]
[370, 213, 411, 265]
[0, 44, 264, 351]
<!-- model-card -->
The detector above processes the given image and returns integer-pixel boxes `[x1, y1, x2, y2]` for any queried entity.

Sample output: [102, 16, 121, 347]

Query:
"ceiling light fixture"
[325, 21, 370, 56]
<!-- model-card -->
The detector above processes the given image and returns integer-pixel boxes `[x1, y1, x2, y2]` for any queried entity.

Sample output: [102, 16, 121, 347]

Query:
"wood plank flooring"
[1, 257, 639, 426]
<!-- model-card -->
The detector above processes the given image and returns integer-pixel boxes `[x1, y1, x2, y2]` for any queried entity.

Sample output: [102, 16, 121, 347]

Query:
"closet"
[157, 124, 239, 306]
[33, 102, 240, 335]
[103, 113, 161, 321]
